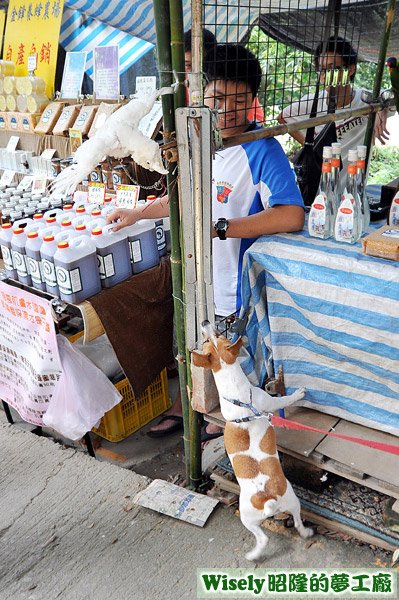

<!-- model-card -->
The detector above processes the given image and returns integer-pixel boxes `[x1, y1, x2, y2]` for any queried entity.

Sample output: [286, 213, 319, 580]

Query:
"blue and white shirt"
[212, 134, 303, 316]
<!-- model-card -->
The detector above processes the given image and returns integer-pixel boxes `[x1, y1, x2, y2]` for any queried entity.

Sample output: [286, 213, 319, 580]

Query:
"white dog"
[192, 320, 313, 561]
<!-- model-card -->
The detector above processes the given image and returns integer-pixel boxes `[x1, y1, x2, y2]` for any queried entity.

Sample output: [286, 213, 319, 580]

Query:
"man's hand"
[106, 208, 138, 231]
[374, 108, 390, 145]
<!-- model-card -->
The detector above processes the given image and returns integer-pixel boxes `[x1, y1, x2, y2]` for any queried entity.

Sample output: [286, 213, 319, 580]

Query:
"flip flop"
[201, 423, 224, 443]
[147, 415, 183, 438]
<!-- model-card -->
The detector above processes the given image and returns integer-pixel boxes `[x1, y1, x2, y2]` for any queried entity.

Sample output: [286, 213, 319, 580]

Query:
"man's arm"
[277, 113, 305, 145]
[106, 195, 170, 231]
[213, 204, 304, 239]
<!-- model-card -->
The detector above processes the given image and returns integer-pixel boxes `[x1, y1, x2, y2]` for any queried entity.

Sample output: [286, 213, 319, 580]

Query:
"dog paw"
[245, 549, 266, 562]
[301, 527, 314, 539]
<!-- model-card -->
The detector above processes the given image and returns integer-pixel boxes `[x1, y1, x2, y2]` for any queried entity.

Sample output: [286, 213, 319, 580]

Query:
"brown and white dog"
[192, 320, 313, 561]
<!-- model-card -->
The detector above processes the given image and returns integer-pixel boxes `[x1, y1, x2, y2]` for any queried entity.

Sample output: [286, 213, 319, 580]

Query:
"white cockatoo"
[50, 88, 169, 197]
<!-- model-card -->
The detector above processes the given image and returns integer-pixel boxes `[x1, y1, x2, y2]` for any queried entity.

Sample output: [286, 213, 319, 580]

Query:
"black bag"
[293, 120, 337, 206]
[292, 80, 339, 206]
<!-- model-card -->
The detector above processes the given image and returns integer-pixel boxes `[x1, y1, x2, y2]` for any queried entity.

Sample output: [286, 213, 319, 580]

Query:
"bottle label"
[322, 163, 331, 173]
[42, 258, 57, 287]
[335, 198, 356, 242]
[357, 159, 365, 169]
[347, 164, 357, 175]
[26, 256, 43, 283]
[12, 250, 28, 276]
[97, 253, 116, 279]
[131, 239, 143, 263]
[331, 158, 340, 168]
[382, 228, 399, 238]
[55, 265, 83, 294]
[308, 194, 330, 239]
[155, 223, 166, 251]
[1, 244, 13, 271]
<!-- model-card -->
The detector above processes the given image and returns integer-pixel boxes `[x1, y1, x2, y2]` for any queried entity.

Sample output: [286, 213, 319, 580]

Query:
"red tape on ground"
[271, 415, 399, 456]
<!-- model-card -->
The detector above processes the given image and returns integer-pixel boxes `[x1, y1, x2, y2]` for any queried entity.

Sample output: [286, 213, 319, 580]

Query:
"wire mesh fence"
[197, 0, 393, 134]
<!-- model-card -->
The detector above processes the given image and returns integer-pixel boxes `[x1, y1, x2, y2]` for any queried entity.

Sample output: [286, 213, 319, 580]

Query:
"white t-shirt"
[212, 134, 304, 317]
[282, 87, 369, 187]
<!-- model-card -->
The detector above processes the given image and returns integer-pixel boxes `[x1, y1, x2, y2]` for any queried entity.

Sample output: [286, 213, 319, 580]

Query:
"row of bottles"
[308, 144, 370, 244]
[0, 196, 171, 303]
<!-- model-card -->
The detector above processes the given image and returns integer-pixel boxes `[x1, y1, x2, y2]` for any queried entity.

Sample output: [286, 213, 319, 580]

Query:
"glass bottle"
[309, 146, 334, 239]
[356, 144, 370, 232]
[334, 149, 362, 244]
[330, 142, 342, 214]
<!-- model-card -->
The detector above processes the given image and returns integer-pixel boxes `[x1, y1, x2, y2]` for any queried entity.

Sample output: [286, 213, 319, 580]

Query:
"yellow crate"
[92, 369, 170, 442]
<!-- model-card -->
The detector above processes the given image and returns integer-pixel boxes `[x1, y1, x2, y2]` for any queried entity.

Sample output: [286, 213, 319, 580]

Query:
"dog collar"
[222, 390, 273, 424]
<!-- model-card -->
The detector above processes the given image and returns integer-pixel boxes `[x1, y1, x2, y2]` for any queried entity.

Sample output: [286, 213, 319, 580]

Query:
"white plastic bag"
[43, 335, 122, 440]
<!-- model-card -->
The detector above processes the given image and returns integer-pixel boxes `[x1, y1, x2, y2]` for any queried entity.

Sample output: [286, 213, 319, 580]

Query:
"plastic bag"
[43, 335, 122, 440]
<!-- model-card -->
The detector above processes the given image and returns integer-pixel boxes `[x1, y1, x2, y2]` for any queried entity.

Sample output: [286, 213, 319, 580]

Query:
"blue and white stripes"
[60, 8, 154, 77]
[240, 231, 399, 436]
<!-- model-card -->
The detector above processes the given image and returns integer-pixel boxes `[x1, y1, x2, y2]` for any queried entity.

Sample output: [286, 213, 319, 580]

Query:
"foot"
[201, 423, 223, 442]
[147, 413, 183, 437]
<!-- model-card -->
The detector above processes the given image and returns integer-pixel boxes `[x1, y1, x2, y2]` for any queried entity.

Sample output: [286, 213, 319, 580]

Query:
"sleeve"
[259, 138, 304, 209]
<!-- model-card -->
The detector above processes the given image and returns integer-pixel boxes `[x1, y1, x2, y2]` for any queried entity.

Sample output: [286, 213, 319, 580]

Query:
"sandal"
[147, 415, 183, 438]
[201, 423, 224, 443]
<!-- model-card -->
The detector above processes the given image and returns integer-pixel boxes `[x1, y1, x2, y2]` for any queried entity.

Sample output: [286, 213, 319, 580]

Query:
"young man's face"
[317, 52, 356, 86]
[204, 80, 253, 139]
[185, 51, 192, 75]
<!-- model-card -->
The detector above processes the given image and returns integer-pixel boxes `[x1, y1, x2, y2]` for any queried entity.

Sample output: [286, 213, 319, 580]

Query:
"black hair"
[204, 44, 262, 99]
[314, 36, 358, 81]
[184, 28, 217, 56]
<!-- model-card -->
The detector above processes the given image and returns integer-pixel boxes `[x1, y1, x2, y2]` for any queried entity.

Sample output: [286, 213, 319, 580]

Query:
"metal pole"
[153, 0, 191, 482]
[363, 0, 397, 167]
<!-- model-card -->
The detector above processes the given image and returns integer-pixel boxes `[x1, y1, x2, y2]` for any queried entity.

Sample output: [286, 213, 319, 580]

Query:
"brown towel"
[89, 258, 174, 397]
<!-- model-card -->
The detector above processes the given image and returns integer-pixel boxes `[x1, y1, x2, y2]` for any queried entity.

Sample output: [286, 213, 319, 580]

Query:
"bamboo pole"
[153, 0, 191, 482]
[170, 0, 203, 488]
[362, 0, 397, 167]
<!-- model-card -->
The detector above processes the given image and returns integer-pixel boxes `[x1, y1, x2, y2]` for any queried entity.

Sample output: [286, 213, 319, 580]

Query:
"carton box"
[17, 112, 41, 133]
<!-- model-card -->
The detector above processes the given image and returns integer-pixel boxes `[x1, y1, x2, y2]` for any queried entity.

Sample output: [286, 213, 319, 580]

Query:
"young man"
[107, 44, 304, 437]
[278, 37, 390, 182]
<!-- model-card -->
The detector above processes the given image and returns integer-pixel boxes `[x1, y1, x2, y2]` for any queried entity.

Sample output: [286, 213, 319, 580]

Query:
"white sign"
[135, 76, 157, 97]
[17, 175, 34, 191]
[6, 136, 19, 152]
[60, 51, 87, 99]
[0, 282, 62, 425]
[73, 190, 88, 205]
[41, 148, 57, 160]
[115, 184, 140, 208]
[0, 170, 16, 186]
[88, 182, 106, 204]
[32, 176, 48, 195]
[138, 101, 163, 139]
[27, 53, 38, 73]
[94, 46, 120, 100]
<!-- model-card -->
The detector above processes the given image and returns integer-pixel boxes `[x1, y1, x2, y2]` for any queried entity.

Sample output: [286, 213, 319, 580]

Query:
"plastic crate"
[92, 368, 170, 442]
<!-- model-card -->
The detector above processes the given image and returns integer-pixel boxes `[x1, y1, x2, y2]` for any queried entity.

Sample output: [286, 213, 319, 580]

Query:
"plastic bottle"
[163, 217, 171, 253]
[11, 227, 32, 285]
[0, 222, 17, 279]
[40, 232, 60, 296]
[388, 191, 399, 226]
[25, 230, 46, 291]
[146, 195, 166, 258]
[13, 217, 34, 230]
[62, 203, 75, 214]
[91, 224, 132, 288]
[54, 237, 102, 303]
[356, 144, 370, 232]
[125, 220, 160, 274]
[334, 150, 362, 244]
[85, 217, 107, 234]
[56, 215, 75, 231]
[44, 208, 63, 221]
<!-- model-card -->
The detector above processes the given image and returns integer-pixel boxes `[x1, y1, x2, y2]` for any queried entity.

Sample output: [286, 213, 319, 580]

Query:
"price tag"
[69, 128, 83, 153]
[88, 182, 106, 204]
[135, 76, 157, 97]
[28, 53, 38, 73]
[17, 175, 34, 191]
[115, 184, 140, 208]
[73, 190, 88, 204]
[6, 136, 19, 152]
[0, 170, 16, 186]
[32, 176, 48, 194]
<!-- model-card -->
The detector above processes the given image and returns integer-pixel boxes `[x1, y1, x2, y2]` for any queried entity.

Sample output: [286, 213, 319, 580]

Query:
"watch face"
[216, 218, 227, 231]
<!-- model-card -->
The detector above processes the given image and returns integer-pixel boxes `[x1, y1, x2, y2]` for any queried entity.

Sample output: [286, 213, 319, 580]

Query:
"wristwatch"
[214, 218, 229, 240]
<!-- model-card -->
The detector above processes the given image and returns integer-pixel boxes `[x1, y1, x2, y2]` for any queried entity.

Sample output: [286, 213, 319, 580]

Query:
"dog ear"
[191, 350, 212, 369]
[226, 337, 243, 357]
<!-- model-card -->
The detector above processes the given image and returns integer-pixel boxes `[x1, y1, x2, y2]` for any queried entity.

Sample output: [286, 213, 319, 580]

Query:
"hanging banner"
[0, 10, 6, 56]
[3, 0, 64, 97]
[93, 45, 119, 100]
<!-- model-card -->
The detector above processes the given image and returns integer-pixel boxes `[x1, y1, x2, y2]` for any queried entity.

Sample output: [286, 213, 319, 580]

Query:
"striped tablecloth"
[239, 229, 399, 436]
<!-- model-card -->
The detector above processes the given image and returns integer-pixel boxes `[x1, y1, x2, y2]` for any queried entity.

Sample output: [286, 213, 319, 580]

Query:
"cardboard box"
[5, 111, 19, 131]
[34, 102, 65, 134]
[362, 225, 399, 261]
[52, 104, 82, 136]
[71, 104, 99, 137]
[88, 102, 120, 138]
[17, 112, 41, 133]
[0, 112, 7, 130]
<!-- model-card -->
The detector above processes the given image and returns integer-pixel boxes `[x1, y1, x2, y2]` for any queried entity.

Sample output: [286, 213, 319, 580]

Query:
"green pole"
[363, 0, 397, 166]
[169, 0, 203, 488]
[153, 0, 196, 485]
